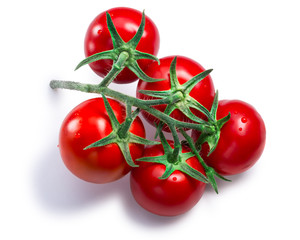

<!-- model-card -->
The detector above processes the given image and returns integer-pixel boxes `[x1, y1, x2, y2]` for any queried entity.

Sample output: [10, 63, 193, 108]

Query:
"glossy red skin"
[136, 55, 215, 131]
[84, 7, 160, 84]
[59, 98, 145, 183]
[192, 100, 266, 176]
[130, 142, 206, 216]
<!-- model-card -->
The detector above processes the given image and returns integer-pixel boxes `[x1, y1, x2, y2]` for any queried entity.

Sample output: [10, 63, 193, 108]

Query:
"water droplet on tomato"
[172, 177, 177, 181]
[75, 133, 81, 138]
[234, 111, 238, 114]
[239, 127, 243, 131]
[241, 117, 247, 123]
[97, 29, 102, 35]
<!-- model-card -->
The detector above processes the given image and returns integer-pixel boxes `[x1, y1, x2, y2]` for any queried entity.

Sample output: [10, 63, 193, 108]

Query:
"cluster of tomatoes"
[56, 7, 266, 217]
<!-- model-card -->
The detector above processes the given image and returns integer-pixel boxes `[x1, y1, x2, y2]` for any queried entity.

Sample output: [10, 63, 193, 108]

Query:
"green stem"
[179, 129, 209, 171]
[50, 80, 216, 134]
[179, 128, 231, 193]
[169, 124, 181, 163]
[117, 119, 133, 139]
[102, 88, 213, 133]
[116, 104, 134, 139]
[50, 80, 172, 106]
[99, 51, 129, 87]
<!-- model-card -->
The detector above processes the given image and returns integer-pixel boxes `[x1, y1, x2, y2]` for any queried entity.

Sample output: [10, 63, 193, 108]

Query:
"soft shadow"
[33, 144, 186, 225]
[33, 144, 130, 213]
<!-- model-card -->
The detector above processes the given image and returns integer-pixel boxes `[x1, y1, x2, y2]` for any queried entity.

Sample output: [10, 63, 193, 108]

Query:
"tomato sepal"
[84, 94, 159, 167]
[197, 111, 231, 156]
[138, 56, 214, 125]
[179, 129, 230, 193]
[192, 91, 231, 155]
[137, 125, 208, 183]
[136, 148, 208, 183]
[204, 167, 231, 194]
[84, 132, 117, 150]
[75, 50, 118, 71]
[76, 10, 163, 85]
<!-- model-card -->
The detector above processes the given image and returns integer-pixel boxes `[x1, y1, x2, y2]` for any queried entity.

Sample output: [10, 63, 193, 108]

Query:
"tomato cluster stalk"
[50, 10, 231, 193]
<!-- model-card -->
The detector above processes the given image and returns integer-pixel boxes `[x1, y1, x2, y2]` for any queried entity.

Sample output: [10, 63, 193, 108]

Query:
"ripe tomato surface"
[136, 55, 215, 130]
[59, 98, 145, 183]
[130, 142, 206, 216]
[84, 7, 160, 83]
[192, 100, 266, 176]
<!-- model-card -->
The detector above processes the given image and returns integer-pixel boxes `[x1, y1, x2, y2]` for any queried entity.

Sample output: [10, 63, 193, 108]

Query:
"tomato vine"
[50, 9, 229, 192]
[50, 7, 266, 216]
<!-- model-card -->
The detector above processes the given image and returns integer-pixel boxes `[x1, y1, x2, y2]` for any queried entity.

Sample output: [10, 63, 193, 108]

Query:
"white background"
[1, 0, 299, 239]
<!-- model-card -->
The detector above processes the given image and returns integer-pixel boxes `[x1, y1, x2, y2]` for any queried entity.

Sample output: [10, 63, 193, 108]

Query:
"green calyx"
[84, 94, 159, 167]
[136, 124, 208, 183]
[176, 91, 231, 193]
[179, 129, 231, 194]
[194, 91, 231, 156]
[139, 56, 215, 126]
[75, 11, 164, 86]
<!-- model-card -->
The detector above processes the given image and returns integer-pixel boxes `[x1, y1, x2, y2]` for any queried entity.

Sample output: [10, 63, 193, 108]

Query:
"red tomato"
[59, 98, 145, 183]
[136, 55, 215, 130]
[130, 142, 206, 216]
[192, 100, 266, 176]
[84, 7, 160, 83]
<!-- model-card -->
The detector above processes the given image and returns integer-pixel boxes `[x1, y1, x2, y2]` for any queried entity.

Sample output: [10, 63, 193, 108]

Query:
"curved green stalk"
[50, 79, 216, 134]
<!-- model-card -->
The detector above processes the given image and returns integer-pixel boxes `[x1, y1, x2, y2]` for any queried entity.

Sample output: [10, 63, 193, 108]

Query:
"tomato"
[192, 100, 266, 176]
[59, 98, 145, 183]
[136, 55, 215, 130]
[130, 142, 206, 216]
[84, 7, 160, 84]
